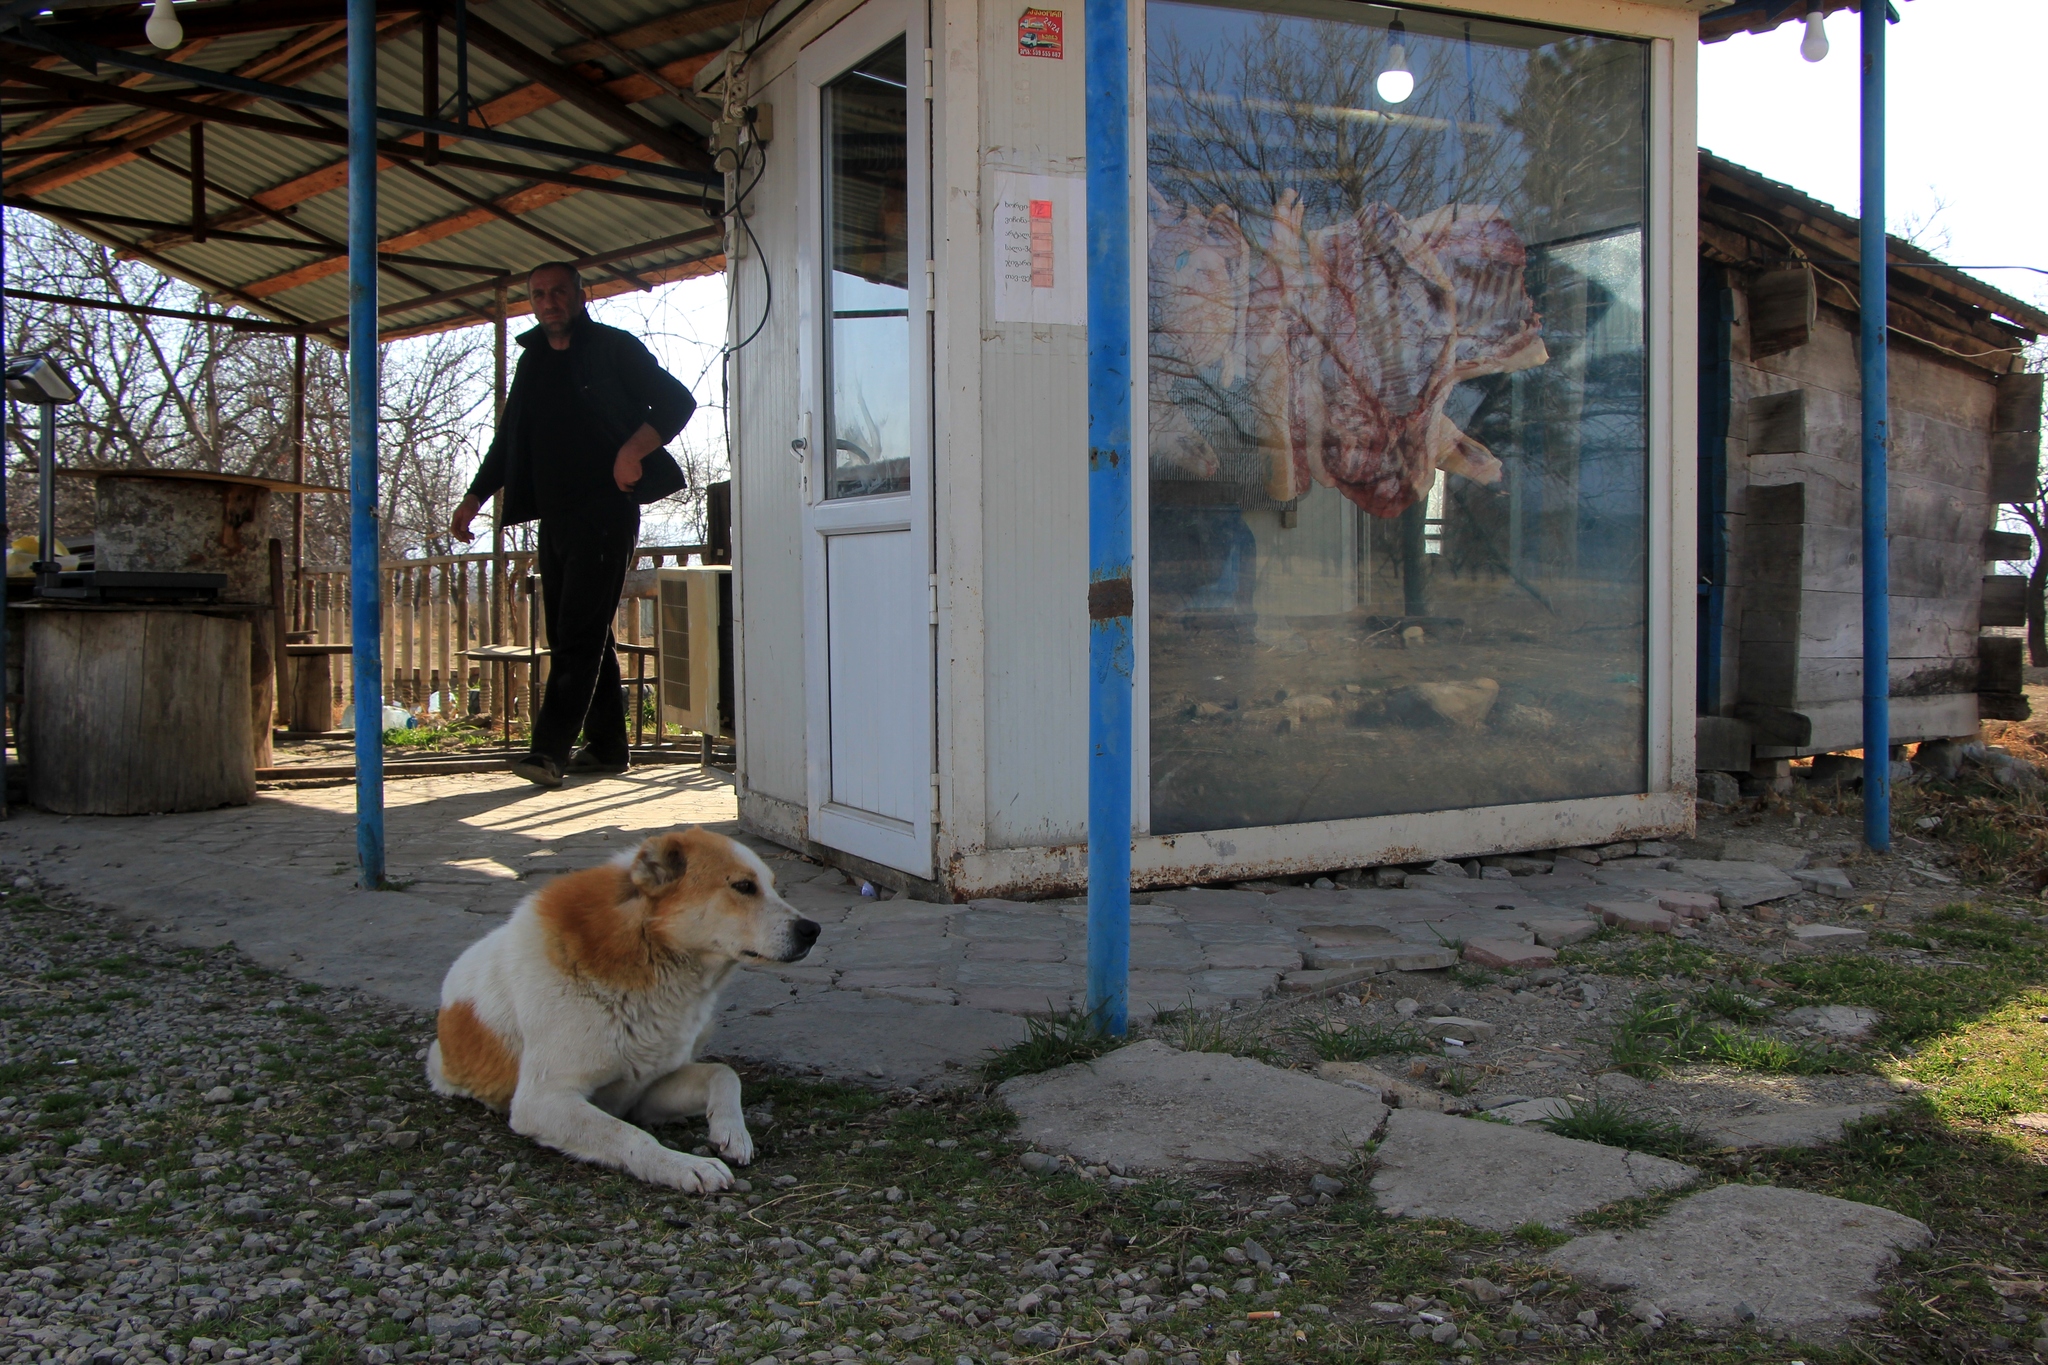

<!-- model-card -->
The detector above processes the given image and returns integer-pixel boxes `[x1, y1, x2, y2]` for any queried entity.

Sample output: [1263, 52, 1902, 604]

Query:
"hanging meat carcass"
[1410, 204, 1548, 488]
[1249, 198, 1461, 514]
[1243, 198, 1546, 516]
[1147, 193, 1251, 478]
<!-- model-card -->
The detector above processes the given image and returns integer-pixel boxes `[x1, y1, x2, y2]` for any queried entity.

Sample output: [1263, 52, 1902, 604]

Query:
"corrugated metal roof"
[1, 0, 742, 342]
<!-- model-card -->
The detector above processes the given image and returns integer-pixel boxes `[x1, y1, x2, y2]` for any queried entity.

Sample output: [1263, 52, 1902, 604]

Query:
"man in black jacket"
[451, 262, 696, 789]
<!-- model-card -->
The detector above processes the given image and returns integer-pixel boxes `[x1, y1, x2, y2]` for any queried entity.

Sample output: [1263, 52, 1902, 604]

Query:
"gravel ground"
[0, 791, 2023, 1365]
[0, 880, 1658, 1365]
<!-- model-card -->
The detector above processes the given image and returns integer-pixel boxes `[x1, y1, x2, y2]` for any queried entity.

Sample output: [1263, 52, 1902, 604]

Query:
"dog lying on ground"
[426, 826, 819, 1191]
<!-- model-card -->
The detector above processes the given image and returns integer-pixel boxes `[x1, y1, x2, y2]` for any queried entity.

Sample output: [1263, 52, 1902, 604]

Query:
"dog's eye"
[731, 879, 758, 897]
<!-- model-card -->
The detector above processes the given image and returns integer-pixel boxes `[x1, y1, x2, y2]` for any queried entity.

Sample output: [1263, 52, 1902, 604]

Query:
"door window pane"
[1146, 2, 1650, 833]
[823, 39, 912, 499]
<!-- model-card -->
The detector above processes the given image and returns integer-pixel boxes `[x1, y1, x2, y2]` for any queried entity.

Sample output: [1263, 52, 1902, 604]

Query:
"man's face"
[530, 268, 583, 335]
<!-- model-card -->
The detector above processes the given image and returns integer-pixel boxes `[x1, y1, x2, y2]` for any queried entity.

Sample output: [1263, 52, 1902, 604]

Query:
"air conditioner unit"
[656, 565, 733, 736]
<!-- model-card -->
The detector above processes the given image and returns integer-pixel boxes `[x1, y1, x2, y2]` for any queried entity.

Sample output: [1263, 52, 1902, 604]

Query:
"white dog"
[426, 826, 820, 1191]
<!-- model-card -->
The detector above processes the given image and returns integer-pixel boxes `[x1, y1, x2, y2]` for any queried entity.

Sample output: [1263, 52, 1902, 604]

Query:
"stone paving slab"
[1705, 1103, 1897, 1149]
[708, 991, 1028, 1089]
[999, 1039, 1387, 1172]
[1544, 1183, 1930, 1339]
[1370, 1109, 1698, 1231]
[1676, 859, 1804, 908]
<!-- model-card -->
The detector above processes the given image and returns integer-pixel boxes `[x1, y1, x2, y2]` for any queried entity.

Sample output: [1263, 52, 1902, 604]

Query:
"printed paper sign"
[990, 171, 1086, 325]
[1017, 8, 1063, 58]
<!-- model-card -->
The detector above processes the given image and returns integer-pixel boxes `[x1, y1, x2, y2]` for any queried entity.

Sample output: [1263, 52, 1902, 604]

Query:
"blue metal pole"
[348, 0, 386, 887]
[1083, 0, 1133, 1037]
[1859, 0, 1889, 852]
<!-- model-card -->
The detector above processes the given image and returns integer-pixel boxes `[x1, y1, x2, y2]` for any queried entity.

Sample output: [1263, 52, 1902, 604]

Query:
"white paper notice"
[990, 170, 1086, 325]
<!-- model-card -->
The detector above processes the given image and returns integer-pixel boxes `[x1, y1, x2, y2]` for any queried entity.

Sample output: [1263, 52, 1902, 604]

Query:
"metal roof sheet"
[2, 0, 739, 342]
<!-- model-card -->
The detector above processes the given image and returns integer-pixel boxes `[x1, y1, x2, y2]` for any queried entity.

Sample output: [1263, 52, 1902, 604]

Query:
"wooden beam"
[21, 197, 333, 337]
[33, 0, 418, 50]
[0, 19, 371, 196]
[457, 11, 712, 173]
[554, 0, 751, 62]
[308, 225, 722, 326]
[1, 40, 215, 148]
[1, 65, 711, 207]
[181, 47, 718, 236]
[376, 252, 725, 342]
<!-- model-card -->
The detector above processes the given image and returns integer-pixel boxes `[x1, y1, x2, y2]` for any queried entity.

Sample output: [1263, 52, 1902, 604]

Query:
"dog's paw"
[709, 1116, 754, 1167]
[644, 1150, 734, 1194]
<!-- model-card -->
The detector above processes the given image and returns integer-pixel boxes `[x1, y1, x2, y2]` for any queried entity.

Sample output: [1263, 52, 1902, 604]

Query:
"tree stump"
[24, 608, 254, 814]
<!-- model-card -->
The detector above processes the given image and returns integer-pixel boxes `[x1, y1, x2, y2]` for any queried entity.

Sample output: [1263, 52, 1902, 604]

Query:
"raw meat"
[1164, 193, 1546, 515]
[1410, 204, 1549, 381]
[1302, 202, 1461, 516]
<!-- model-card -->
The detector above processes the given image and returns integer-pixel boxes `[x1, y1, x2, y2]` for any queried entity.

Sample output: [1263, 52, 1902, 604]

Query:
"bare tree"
[3, 215, 494, 563]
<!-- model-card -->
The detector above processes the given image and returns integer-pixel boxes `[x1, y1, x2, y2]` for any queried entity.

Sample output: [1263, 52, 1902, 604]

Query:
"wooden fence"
[294, 543, 704, 725]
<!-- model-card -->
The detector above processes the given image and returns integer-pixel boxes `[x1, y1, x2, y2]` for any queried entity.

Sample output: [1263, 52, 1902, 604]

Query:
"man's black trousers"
[531, 508, 639, 765]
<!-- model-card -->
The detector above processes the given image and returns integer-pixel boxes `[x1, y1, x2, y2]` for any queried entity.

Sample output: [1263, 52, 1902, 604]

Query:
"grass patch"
[1510, 1221, 1572, 1249]
[1695, 983, 1772, 1024]
[1282, 1016, 1421, 1061]
[1606, 995, 1845, 1078]
[978, 1005, 1122, 1084]
[1539, 1095, 1706, 1159]
[1564, 934, 1725, 980]
[1154, 1004, 1276, 1060]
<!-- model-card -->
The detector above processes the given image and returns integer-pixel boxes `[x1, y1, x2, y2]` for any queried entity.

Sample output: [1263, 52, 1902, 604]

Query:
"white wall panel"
[733, 64, 811, 810]
[978, 0, 1091, 849]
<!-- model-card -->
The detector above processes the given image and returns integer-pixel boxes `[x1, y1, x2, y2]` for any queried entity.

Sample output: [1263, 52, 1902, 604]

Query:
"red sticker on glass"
[1018, 8, 1063, 58]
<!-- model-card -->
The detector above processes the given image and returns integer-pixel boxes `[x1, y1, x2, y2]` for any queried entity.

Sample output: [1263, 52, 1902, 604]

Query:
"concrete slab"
[1303, 943, 1459, 973]
[1787, 923, 1869, 949]
[1524, 917, 1601, 948]
[710, 993, 1028, 1089]
[1790, 866, 1857, 898]
[999, 1039, 1387, 1173]
[1490, 1097, 1575, 1124]
[1544, 1183, 1929, 1339]
[1676, 860, 1803, 907]
[1782, 1005, 1882, 1038]
[1463, 939, 1557, 970]
[1717, 838, 1811, 871]
[1370, 1109, 1697, 1231]
[1705, 1104, 1896, 1149]
[1592, 900, 1678, 934]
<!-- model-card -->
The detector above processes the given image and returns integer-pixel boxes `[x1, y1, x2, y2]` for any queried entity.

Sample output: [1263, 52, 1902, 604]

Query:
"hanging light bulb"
[145, 0, 183, 48]
[1376, 14, 1414, 104]
[1799, 6, 1829, 62]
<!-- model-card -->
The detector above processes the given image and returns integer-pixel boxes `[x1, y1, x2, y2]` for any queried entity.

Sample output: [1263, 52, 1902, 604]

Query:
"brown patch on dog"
[437, 1000, 519, 1110]
[536, 828, 764, 989]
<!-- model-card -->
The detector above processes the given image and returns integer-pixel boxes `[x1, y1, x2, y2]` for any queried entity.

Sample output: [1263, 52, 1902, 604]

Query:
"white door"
[798, 0, 935, 878]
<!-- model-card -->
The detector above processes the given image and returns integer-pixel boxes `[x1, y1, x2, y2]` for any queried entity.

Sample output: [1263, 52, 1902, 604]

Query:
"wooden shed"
[715, 0, 1709, 897]
[1692, 153, 2047, 783]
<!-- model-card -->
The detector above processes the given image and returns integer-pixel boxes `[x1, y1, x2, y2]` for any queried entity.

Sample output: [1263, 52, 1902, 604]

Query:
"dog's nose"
[794, 918, 821, 949]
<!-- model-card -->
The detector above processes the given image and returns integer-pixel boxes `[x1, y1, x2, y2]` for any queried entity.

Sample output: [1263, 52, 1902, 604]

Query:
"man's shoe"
[510, 753, 565, 789]
[568, 747, 631, 775]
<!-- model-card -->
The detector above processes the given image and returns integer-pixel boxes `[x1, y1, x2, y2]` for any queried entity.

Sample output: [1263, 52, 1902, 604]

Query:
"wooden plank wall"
[1720, 285, 1999, 753]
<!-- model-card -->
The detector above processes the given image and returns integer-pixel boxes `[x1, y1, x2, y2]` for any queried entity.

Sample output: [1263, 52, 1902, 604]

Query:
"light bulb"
[1376, 46, 1414, 103]
[145, 0, 183, 48]
[1799, 8, 1828, 62]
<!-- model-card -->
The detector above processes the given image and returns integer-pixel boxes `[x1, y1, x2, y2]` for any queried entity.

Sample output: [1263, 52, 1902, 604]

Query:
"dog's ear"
[629, 832, 689, 895]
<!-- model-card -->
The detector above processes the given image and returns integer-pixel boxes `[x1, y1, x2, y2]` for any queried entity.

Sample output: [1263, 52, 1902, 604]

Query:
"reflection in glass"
[823, 39, 912, 499]
[1146, 1, 1650, 834]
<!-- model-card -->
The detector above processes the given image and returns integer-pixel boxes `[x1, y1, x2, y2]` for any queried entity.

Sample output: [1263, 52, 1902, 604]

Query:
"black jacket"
[466, 314, 696, 524]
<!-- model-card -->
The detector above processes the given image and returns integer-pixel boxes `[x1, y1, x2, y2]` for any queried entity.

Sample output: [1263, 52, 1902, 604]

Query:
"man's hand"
[615, 422, 663, 492]
[449, 494, 482, 542]
[613, 447, 645, 493]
